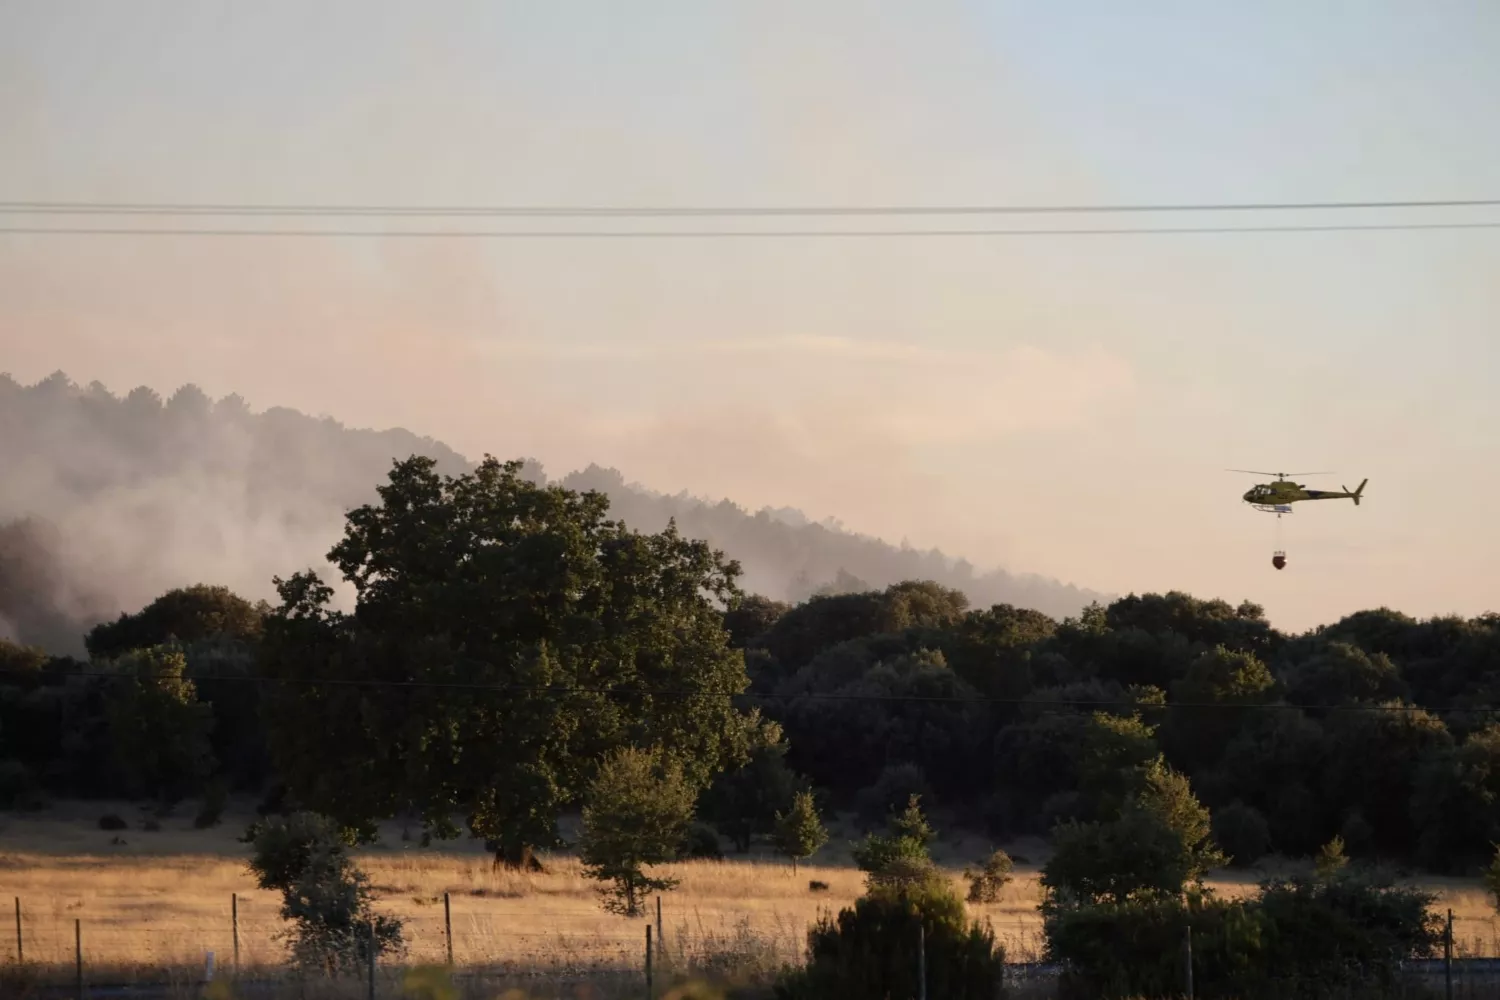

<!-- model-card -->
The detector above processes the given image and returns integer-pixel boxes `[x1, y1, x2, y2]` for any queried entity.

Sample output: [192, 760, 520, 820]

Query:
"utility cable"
[4, 196, 1500, 217]
[4, 221, 1500, 238]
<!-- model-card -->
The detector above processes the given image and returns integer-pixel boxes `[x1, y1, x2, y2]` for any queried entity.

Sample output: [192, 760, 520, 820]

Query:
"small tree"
[245, 812, 402, 975]
[851, 795, 936, 885]
[1042, 761, 1223, 909]
[1042, 809, 1193, 907]
[579, 747, 698, 916]
[772, 789, 827, 873]
[889, 795, 935, 848]
[1315, 836, 1350, 880]
[777, 874, 1005, 999]
[698, 723, 799, 852]
[965, 849, 1014, 904]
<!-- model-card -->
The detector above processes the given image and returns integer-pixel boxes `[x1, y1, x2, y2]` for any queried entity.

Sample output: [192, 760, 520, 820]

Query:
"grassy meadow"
[1, 798, 1498, 988]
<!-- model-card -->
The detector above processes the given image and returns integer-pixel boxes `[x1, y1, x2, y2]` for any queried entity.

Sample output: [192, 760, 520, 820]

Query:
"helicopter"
[1232, 470, 1368, 514]
[1230, 470, 1367, 570]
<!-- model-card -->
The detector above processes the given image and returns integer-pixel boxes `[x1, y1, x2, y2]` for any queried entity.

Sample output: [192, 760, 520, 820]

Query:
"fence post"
[1445, 908, 1453, 1000]
[444, 891, 453, 967]
[645, 923, 654, 999]
[74, 918, 82, 1000]
[231, 893, 240, 977]
[13, 897, 20, 965]
[655, 895, 664, 968]
[367, 915, 376, 1000]
[1184, 922, 1194, 1000]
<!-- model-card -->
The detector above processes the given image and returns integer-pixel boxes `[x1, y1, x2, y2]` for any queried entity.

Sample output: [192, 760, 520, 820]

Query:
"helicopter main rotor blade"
[1227, 469, 1333, 476]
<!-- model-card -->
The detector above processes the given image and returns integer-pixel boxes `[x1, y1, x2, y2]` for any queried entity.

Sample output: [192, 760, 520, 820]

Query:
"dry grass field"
[2, 797, 1499, 986]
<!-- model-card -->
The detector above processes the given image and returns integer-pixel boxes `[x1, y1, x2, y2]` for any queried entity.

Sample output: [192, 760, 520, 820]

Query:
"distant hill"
[0, 371, 1108, 653]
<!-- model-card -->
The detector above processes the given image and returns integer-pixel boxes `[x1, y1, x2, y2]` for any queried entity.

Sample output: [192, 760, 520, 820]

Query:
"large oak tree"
[259, 455, 761, 867]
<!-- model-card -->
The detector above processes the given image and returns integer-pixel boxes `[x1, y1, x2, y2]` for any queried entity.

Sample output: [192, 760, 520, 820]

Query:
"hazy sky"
[3, 1, 1498, 631]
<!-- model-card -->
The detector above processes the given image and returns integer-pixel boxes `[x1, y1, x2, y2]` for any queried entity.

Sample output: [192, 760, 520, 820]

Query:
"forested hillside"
[0, 371, 1104, 654]
[1, 451, 1497, 880]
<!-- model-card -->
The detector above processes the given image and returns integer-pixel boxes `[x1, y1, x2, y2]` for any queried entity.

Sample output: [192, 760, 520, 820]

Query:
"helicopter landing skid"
[1249, 503, 1293, 514]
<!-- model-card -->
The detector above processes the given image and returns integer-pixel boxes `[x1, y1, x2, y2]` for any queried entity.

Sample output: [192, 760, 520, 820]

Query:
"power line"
[4, 666, 1491, 715]
[4, 196, 1500, 217]
[4, 222, 1500, 239]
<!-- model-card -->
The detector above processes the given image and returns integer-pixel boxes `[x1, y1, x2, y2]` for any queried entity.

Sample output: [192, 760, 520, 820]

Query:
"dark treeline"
[0, 451, 1497, 883]
[0, 372, 1104, 657]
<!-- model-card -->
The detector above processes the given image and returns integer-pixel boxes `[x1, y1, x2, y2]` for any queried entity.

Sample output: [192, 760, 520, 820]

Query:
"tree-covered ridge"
[0, 371, 1105, 654]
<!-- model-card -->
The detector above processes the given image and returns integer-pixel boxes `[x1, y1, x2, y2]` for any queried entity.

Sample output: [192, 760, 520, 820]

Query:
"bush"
[1042, 809, 1193, 906]
[1254, 871, 1441, 996]
[681, 822, 724, 860]
[775, 878, 1004, 1000]
[244, 812, 355, 891]
[1213, 801, 1271, 868]
[964, 849, 1014, 903]
[1046, 892, 1264, 1000]
[851, 795, 935, 883]
[246, 812, 403, 975]
[98, 814, 128, 831]
[1043, 872, 1441, 999]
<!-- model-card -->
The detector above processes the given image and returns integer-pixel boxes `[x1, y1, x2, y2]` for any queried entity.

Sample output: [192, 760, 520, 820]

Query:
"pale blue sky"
[2, 1, 1498, 629]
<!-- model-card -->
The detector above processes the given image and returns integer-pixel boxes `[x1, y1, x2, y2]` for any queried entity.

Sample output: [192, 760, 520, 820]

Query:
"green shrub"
[851, 794, 935, 886]
[964, 849, 1014, 903]
[1046, 891, 1265, 999]
[244, 811, 356, 892]
[775, 878, 1004, 1000]
[245, 811, 403, 975]
[1254, 871, 1440, 997]
[1043, 872, 1440, 999]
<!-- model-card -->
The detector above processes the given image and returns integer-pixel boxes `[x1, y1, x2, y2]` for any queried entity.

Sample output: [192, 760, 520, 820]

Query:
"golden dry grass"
[2, 798, 1498, 981]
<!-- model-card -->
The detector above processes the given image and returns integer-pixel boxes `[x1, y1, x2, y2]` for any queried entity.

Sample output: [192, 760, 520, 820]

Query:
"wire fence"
[0, 891, 813, 996]
[7, 892, 1500, 999]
